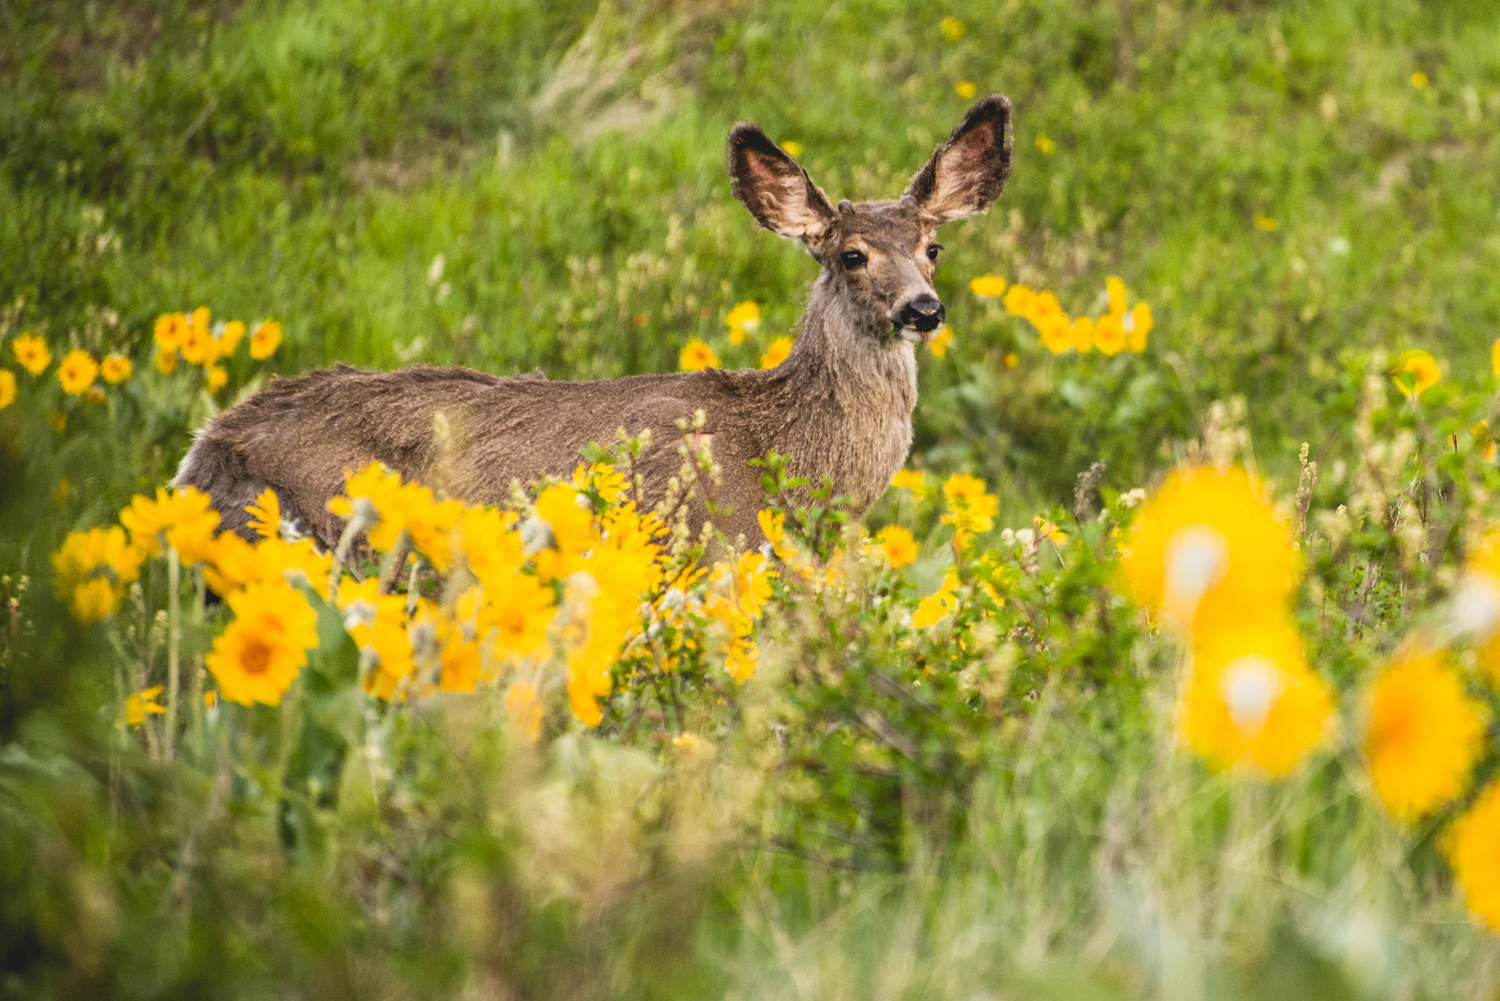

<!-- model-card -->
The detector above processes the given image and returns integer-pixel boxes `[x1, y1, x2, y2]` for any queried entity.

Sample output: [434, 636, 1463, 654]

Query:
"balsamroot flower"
[120, 486, 222, 565]
[913, 571, 960, 628]
[249, 320, 282, 360]
[52, 527, 144, 622]
[928, 324, 954, 357]
[969, 275, 1008, 298]
[1120, 467, 1298, 632]
[760, 335, 793, 369]
[1180, 621, 1333, 776]
[1364, 649, 1484, 821]
[724, 301, 761, 344]
[679, 338, 720, 372]
[100, 354, 132, 383]
[940, 473, 998, 550]
[207, 582, 320, 705]
[506, 680, 543, 745]
[0, 371, 14, 410]
[1452, 531, 1500, 684]
[1094, 313, 1127, 355]
[12, 334, 50, 375]
[57, 350, 98, 395]
[329, 462, 461, 571]
[877, 525, 918, 568]
[1448, 782, 1500, 931]
[1391, 349, 1441, 401]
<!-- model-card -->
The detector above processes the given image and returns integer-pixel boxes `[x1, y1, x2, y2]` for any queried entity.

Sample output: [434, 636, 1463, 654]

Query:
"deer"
[175, 95, 1014, 553]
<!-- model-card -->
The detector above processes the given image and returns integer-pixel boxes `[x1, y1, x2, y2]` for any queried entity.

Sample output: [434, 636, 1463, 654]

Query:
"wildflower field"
[6, 1, 1500, 997]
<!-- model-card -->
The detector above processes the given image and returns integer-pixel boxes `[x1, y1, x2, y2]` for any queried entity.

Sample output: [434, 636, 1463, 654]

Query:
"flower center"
[1164, 525, 1230, 614]
[1218, 655, 1285, 737]
[241, 638, 273, 676]
[1452, 574, 1500, 639]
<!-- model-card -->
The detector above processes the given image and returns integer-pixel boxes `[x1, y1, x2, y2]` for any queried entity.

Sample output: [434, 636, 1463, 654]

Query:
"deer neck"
[774, 273, 918, 505]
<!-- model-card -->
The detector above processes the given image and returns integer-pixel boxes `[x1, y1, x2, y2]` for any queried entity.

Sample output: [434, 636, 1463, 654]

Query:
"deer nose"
[898, 295, 945, 333]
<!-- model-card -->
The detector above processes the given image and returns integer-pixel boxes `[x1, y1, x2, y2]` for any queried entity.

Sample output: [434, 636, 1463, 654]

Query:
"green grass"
[6, 0, 1500, 997]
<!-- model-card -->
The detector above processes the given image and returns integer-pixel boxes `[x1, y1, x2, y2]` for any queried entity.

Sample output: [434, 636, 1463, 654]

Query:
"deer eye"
[926, 243, 943, 262]
[840, 250, 867, 270]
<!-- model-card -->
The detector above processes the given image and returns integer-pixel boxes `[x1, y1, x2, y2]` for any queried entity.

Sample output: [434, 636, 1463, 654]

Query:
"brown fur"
[176, 96, 1014, 549]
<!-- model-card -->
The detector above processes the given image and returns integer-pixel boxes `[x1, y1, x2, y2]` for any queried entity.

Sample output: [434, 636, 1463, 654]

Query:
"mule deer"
[177, 95, 1014, 550]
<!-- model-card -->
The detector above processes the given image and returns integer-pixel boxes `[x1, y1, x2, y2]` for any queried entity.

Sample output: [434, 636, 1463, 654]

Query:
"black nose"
[898, 295, 945, 333]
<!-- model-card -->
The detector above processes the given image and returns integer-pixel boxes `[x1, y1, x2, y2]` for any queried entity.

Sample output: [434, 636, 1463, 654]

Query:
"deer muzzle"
[894, 294, 945, 338]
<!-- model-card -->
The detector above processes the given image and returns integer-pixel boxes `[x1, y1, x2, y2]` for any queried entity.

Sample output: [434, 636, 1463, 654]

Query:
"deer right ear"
[906, 94, 1013, 225]
[728, 124, 835, 244]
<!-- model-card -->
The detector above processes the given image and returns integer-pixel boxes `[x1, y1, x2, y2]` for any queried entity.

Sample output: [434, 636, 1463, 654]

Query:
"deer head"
[727, 95, 1013, 344]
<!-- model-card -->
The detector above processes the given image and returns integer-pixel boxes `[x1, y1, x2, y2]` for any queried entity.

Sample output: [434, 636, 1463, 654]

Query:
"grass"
[5, 0, 1500, 997]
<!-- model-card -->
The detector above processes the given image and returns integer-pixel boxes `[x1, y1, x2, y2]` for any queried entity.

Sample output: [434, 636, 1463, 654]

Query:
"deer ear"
[905, 94, 1013, 225]
[728, 124, 835, 244]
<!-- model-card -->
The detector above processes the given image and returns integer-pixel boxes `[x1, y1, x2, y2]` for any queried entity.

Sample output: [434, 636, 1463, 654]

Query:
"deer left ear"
[905, 94, 1013, 225]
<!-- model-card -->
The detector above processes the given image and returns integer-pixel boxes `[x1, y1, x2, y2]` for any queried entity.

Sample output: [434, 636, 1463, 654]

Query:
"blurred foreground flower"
[52, 527, 144, 622]
[57, 350, 98, 395]
[1364, 650, 1483, 821]
[0, 371, 13, 410]
[1448, 782, 1500, 930]
[1180, 622, 1332, 776]
[122, 687, 166, 727]
[120, 486, 221, 565]
[1121, 467, 1297, 632]
[877, 526, 918, 568]
[928, 324, 953, 357]
[970, 275, 1008, 298]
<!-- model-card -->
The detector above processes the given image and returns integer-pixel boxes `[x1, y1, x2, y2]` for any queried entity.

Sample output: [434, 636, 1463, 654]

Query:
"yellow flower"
[52, 526, 144, 622]
[244, 488, 281, 541]
[1459, 532, 1500, 683]
[155, 345, 179, 374]
[725, 301, 761, 344]
[913, 571, 961, 628]
[1002, 284, 1036, 317]
[954, 80, 976, 100]
[1128, 302, 1152, 352]
[877, 525, 918, 569]
[1410, 70, 1428, 89]
[1364, 650, 1484, 821]
[328, 462, 461, 570]
[100, 354, 132, 383]
[119, 486, 221, 565]
[122, 686, 167, 727]
[760, 335, 793, 369]
[1037, 313, 1073, 354]
[179, 323, 217, 366]
[1070, 316, 1095, 353]
[970, 274, 1008, 298]
[206, 365, 228, 393]
[941, 473, 998, 549]
[534, 484, 595, 553]
[940, 16, 966, 41]
[12, 334, 50, 375]
[0, 371, 14, 410]
[1094, 313, 1128, 355]
[890, 468, 930, 502]
[1120, 467, 1298, 632]
[506, 681, 544, 745]
[679, 338, 720, 372]
[250, 320, 282, 360]
[1492, 337, 1500, 376]
[1448, 781, 1500, 931]
[1180, 621, 1332, 777]
[928, 324, 954, 357]
[1253, 212, 1279, 232]
[1034, 133, 1057, 155]
[1106, 276, 1129, 317]
[1034, 516, 1067, 544]
[780, 140, 803, 158]
[206, 582, 319, 706]
[1391, 349, 1441, 401]
[1003, 352, 1018, 368]
[153, 313, 188, 350]
[218, 320, 246, 355]
[481, 570, 556, 661]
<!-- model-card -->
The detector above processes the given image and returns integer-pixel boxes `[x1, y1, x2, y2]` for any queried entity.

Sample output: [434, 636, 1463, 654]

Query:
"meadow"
[5, 0, 1500, 997]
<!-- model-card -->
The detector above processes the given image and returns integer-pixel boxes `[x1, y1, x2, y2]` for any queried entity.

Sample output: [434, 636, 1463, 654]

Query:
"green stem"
[165, 547, 181, 762]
